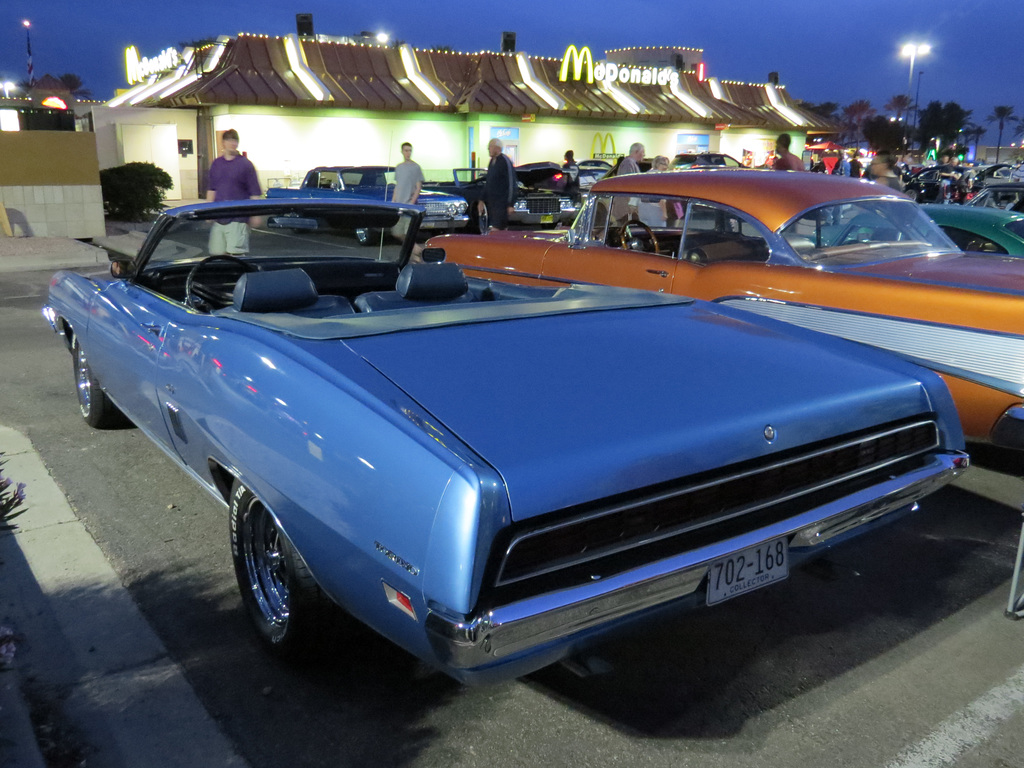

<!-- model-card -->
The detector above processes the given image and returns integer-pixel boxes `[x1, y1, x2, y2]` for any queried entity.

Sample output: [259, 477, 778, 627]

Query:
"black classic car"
[423, 164, 579, 232]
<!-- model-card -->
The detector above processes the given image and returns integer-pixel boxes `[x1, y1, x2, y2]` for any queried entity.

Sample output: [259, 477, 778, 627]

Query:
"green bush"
[100, 162, 174, 222]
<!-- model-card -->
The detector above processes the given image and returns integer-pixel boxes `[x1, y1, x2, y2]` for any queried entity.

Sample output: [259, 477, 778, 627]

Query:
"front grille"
[422, 201, 450, 217]
[523, 195, 560, 215]
[495, 418, 938, 590]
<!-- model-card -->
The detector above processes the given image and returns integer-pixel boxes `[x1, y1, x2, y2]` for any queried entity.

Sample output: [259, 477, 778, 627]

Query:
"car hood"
[340, 303, 939, 521]
[844, 251, 1024, 294]
[515, 163, 563, 186]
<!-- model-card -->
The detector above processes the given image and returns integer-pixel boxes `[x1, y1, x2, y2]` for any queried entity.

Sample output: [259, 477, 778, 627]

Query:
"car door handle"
[646, 269, 669, 278]
[142, 323, 163, 336]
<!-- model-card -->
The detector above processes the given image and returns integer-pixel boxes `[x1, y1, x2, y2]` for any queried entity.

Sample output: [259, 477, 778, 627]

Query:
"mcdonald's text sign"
[559, 45, 679, 87]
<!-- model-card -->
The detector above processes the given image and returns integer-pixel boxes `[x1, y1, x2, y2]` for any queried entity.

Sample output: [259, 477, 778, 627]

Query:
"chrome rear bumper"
[425, 451, 967, 671]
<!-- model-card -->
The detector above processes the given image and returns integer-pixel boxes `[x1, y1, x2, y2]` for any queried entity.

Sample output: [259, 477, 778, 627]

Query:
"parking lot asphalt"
[0, 233, 245, 767]
[6, 233, 1024, 766]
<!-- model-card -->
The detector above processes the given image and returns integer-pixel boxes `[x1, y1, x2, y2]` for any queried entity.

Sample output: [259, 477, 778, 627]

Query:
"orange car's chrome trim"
[720, 296, 1024, 397]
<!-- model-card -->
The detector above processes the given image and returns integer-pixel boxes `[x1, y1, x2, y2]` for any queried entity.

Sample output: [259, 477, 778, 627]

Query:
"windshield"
[1006, 219, 1024, 239]
[143, 205, 415, 271]
[780, 199, 956, 265]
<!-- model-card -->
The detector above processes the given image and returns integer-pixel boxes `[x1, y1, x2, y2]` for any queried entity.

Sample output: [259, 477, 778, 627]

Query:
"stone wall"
[0, 131, 105, 239]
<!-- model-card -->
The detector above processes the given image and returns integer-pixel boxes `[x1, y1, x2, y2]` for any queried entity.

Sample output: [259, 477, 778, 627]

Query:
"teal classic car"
[920, 203, 1024, 255]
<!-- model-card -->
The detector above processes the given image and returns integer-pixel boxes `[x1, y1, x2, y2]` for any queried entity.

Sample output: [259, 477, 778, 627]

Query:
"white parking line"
[887, 664, 1024, 768]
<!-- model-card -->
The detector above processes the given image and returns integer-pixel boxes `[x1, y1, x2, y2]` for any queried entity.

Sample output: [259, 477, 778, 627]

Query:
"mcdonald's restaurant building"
[97, 33, 837, 201]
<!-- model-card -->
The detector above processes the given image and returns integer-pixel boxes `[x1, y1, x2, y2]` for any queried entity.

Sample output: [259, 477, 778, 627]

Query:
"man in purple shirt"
[206, 128, 262, 254]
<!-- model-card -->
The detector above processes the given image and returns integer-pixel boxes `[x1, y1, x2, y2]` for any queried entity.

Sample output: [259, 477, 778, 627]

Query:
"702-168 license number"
[706, 537, 789, 605]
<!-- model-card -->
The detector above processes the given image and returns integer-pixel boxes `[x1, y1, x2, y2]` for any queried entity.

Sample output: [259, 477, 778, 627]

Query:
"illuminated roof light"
[399, 44, 446, 107]
[106, 76, 157, 107]
[515, 52, 564, 110]
[41, 96, 67, 109]
[707, 77, 725, 100]
[376, 32, 389, 44]
[765, 82, 804, 126]
[284, 33, 330, 101]
[600, 78, 642, 115]
[669, 77, 709, 117]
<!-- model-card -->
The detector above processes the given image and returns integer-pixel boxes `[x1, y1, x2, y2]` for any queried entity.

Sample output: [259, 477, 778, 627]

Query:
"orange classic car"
[429, 169, 1024, 449]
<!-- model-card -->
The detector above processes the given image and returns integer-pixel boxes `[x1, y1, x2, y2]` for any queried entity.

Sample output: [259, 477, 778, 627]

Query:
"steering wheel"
[618, 218, 659, 253]
[185, 255, 256, 310]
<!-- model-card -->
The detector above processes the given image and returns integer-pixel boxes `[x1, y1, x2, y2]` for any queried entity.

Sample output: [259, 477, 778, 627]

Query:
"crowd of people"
[206, 127, 1024, 249]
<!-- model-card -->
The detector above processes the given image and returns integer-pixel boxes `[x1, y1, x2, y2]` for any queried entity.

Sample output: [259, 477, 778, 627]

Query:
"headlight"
[513, 200, 529, 212]
[559, 198, 576, 211]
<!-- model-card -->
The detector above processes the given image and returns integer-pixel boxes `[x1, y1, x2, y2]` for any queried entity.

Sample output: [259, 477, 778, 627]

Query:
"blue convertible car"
[44, 199, 967, 684]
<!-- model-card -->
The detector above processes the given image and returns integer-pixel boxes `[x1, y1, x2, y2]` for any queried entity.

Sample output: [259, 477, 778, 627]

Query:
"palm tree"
[962, 122, 986, 158]
[987, 106, 1020, 162]
[57, 73, 90, 99]
[841, 100, 876, 146]
[884, 94, 913, 122]
[885, 94, 915, 151]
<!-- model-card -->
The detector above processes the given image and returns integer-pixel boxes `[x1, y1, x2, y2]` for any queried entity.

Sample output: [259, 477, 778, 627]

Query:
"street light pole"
[23, 20, 33, 86]
[912, 70, 923, 140]
[901, 43, 930, 154]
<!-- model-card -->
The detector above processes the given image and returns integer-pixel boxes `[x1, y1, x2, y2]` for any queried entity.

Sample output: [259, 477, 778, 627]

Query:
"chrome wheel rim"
[241, 497, 290, 627]
[76, 346, 92, 417]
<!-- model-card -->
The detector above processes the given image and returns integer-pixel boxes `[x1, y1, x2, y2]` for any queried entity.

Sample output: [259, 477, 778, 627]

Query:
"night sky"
[2, 0, 1021, 145]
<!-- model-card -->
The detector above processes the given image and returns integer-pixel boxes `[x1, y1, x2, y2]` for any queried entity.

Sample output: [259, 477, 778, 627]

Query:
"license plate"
[540, 214, 554, 224]
[707, 537, 788, 605]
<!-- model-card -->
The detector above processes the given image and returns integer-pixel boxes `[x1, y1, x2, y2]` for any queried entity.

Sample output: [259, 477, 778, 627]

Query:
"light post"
[23, 19, 33, 85]
[901, 43, 930, 153]
[2, 82, 14, 98]
[910, 70, 924, 151]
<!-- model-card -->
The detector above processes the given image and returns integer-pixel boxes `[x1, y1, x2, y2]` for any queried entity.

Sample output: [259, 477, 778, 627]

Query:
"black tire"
[72, 340, 125, 429]
[474, 202, 489, 234]
[229, 480, 331, 658]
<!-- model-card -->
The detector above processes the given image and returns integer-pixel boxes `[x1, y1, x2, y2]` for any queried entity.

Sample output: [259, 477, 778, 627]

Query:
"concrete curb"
[0, 426, 248, 767]
[0, 237, 109, 273]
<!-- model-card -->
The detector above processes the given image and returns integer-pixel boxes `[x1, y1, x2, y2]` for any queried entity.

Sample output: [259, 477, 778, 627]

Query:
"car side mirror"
[566, 228, 583, 248]
[109, 258, 133, 278]
[420, 247, 446, 263]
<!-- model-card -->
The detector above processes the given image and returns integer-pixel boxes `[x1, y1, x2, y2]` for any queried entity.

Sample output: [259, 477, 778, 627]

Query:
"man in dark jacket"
[480, 138, 516, 231]
[563, 150, 581, 202]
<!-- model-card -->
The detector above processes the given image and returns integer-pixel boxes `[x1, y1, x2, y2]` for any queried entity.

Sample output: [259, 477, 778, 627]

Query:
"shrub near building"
[99, 162, 173, 222]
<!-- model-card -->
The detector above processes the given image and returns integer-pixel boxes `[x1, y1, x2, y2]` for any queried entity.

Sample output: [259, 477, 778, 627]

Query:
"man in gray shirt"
[392, 142, 424, 248]
[612, 142, 645, 223]
[394, 142, 423, 205]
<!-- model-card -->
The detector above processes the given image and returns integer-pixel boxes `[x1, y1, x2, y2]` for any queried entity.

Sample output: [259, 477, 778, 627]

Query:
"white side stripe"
[722, 298, 1024, 396]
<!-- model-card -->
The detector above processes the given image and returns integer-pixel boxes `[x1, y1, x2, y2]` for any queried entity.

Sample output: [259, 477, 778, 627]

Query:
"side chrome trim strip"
[458, 264, 578, 285]
[425, 452, 966, 669]
[719, 297, 1024, 397]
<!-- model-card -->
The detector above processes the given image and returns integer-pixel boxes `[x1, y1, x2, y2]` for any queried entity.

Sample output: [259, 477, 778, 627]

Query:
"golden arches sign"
[590, 132, 616, 158]
[559, 45, 594, 84]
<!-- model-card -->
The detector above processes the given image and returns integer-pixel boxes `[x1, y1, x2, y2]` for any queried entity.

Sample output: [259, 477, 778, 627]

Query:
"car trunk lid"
[342, 302, 937, 521]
